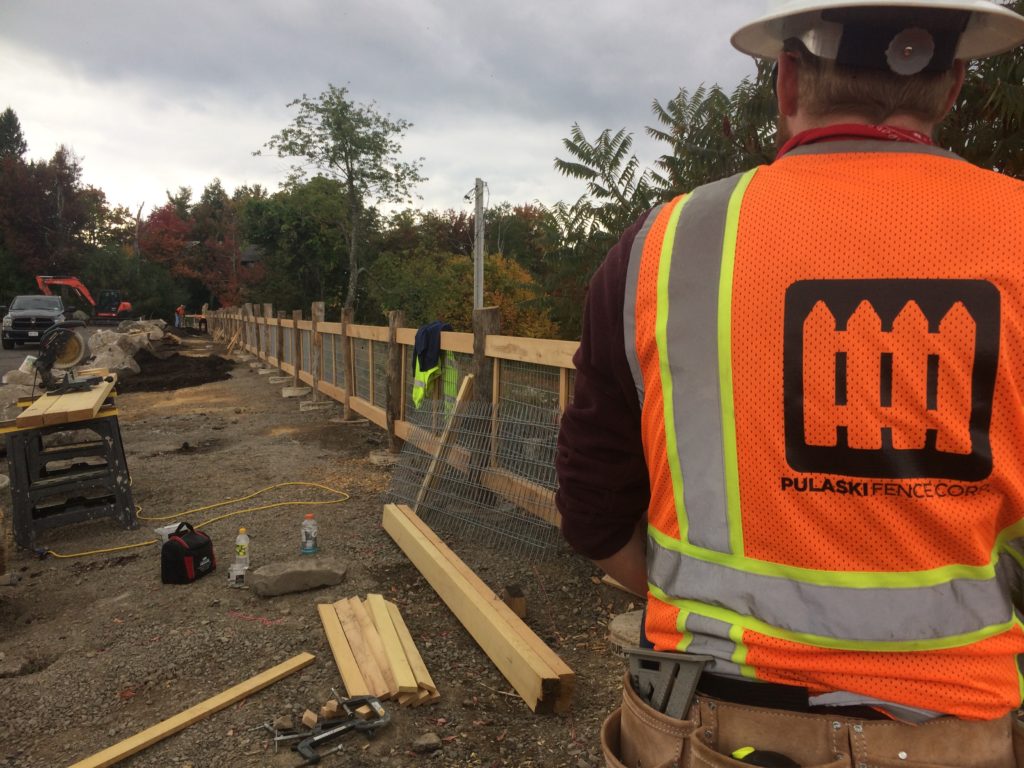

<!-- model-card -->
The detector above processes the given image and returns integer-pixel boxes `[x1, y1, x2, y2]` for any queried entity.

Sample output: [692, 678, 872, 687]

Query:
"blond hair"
[789, 41, 957, 125]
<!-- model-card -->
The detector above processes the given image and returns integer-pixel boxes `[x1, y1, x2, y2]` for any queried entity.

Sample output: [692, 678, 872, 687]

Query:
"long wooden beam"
[382, 503, 572, 713]
[68, 652, 315, 768]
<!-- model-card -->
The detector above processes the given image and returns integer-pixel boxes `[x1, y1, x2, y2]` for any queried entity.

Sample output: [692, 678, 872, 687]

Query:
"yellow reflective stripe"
[676, 608, 693, 652]
[649, 584, 1015, 652]
[728, 621, 756, 679]
[650, 519, 1024, 589]
[655, 195, 693, 543]
[719, 168, 759, 555]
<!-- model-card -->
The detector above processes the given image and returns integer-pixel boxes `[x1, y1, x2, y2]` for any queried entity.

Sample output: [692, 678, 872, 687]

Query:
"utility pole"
[473, 178, 485, 310]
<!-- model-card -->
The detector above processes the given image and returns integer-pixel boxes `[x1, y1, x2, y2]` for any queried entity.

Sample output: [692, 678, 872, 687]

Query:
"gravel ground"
[0, 338, 637, 767]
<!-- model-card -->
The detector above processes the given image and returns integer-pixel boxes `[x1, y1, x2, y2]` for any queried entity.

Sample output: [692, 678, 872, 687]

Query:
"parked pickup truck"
[2, 295, 66, 349]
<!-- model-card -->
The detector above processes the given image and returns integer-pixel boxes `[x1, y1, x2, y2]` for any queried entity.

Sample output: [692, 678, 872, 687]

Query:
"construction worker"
[555, 1, 1024, 766]
[174, 304, 185, 328]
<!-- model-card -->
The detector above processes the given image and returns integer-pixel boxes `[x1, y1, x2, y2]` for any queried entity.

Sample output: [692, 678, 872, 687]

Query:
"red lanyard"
[777, 124, 934, 158]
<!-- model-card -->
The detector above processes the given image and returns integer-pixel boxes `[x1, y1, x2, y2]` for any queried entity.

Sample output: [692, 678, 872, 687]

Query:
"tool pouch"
[161, 522, 216, 584]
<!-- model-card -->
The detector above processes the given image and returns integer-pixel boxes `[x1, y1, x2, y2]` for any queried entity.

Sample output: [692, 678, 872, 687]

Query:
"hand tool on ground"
[625, 648, 715, 719]
[293, 695, 389, 765]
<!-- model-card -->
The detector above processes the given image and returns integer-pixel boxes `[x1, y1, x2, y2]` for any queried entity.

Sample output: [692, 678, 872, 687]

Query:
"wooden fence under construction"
[206, 304, 579, 528]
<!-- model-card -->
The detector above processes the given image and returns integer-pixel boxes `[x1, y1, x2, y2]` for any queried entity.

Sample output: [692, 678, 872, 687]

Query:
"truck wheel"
[1, 339, 12, 350]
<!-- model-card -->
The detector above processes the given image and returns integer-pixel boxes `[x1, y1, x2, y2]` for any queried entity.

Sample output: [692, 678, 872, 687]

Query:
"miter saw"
[33, 324, 103, 393]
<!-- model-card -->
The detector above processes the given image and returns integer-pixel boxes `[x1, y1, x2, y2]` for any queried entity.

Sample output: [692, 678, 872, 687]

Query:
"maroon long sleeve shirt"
[555, 215, 651, 560]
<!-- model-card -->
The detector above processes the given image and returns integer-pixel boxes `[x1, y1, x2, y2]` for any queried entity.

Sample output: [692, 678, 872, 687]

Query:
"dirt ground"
[0, 336, 638, 767]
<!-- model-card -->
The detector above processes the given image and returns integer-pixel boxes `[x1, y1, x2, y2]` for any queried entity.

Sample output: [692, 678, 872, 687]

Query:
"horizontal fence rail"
[207, 304, 579, 530]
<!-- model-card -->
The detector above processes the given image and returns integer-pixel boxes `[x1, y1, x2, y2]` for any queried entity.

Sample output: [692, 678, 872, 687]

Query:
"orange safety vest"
[625, 141, 1024, 720]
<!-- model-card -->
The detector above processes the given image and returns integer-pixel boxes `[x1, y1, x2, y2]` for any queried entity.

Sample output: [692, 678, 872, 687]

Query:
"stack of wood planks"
[382, 503, 574, 714]
[318, 594, 439, 708]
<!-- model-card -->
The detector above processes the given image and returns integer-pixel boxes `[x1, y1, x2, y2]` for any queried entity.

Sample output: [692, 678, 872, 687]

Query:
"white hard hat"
[733, 0, 1024, 66]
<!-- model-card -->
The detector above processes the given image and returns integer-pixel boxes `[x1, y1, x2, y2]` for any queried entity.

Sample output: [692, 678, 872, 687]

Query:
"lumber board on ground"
[385, 600, 437, 694]
[349, 596, 399, 697]
[394, 502, 574, 713]
[382, 503, 569, 713]
[333, 599, 389, 699]
[317, 604, 369, 697]
[366, 594, 418, 694]
[67, 652, 315, 768]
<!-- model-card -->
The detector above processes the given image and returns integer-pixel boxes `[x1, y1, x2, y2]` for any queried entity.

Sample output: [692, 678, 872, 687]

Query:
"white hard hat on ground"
[733, 0, 1024, 65]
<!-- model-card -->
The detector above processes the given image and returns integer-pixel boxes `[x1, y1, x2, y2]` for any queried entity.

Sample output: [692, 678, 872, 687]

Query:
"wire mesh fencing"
[386, 397, 562, 560]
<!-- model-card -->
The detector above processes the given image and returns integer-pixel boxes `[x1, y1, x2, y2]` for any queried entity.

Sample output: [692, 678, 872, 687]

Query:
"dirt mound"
[115, 350, 234, 393]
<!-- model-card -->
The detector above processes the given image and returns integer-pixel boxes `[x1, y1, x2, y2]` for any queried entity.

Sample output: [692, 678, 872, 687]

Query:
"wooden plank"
[317, 604, 369, 697]
[385, 599, 437, 694]
[347, 324, 389, 342]
[365, 594, 417, 694]
[382, 503, 568, 713]
[393, 502, 574, 713]
[485, 335, 578, 369]
[56, 377, 118, 424]
[414, 375, 473, 513]
[479, 468, 560, 527]
[349, 597, 399, 697]
[440, 331, 474, 355]
[333, 599, 389, 699]
[396, 422, 471, 474]
[15, 393, 65, 428]
[349, 397, 387, 430]
[67, 652, 315, 768]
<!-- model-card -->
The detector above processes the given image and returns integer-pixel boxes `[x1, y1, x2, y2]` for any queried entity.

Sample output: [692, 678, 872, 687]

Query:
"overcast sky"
[1, 1, 763, 217]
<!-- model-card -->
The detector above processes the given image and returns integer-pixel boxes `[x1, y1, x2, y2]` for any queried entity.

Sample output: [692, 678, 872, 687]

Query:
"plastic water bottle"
[234, 527, 250, 569]
[300, 514, 318, 555]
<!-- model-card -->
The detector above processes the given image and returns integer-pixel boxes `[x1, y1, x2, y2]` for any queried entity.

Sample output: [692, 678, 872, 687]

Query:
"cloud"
[0, 0, 763, 212]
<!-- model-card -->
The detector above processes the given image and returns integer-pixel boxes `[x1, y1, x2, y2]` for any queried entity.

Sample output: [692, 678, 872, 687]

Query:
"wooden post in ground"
[340, 307, 355, 420]
[292, 309, 302, 387]
[243, 303, 254, 353]
[252, 303, 263, 360]
[386, 310, 405, 453]
[311, 301, 325, 402]
[472, 307, 500, 405]
[276, 311, 286, 372]
[263, 304, 273, 362]
[471, 307, 501, 483]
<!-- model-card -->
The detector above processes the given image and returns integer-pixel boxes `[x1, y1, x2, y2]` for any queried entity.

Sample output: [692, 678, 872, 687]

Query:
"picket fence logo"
[782, 279, 999, 481]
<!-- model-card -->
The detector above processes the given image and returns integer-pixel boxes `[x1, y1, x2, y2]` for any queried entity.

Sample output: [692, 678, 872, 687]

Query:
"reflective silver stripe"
[666, 174, 748, 553]
[684, 613, 744, 678]
[623, 204, 668, 411]
[784, 140, 965, 162]
[649, 538, 1016, 642]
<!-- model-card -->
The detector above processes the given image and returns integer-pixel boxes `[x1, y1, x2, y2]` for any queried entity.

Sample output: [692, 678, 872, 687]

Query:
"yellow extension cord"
[37, 481, 350, 559]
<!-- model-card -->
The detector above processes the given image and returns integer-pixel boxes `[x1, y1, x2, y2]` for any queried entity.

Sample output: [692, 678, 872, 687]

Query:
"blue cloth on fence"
[414, 321, 452, 371]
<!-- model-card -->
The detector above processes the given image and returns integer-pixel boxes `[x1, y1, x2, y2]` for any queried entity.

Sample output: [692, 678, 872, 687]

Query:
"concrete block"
[256, 368, 274, 375]
[248, 558, 348, 598]
[282, 386, 311, 398]
[299, 400, 334, 412]
[269, 376, 292, 384]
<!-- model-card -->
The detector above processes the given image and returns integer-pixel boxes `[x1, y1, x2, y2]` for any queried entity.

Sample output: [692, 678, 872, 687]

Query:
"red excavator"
[35, 276, 133, 324]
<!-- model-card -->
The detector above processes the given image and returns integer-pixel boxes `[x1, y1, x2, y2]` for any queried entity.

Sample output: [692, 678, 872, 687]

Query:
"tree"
[940, 0, 1024, 178]
[259, 84, 424, 313]
[0, 108, 27, 159]
[648, 60, 776, 196]
[554, 125, 659, 234]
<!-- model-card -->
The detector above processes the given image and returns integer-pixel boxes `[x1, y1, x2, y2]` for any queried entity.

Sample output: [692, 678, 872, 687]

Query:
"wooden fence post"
[263, 304, 273, 361]
[311, 301, 325, 402]
[340, 307, 355, 421]
[292, 309, 303, 387]
[243, 303, 254, 352]
[472, 307, 501, 404]
[276, 311, 286, 372]
[386, 310, 405, 453]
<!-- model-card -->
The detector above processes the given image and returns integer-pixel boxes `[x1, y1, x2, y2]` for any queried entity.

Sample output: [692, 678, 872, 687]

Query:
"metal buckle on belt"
[625, 648, 714, 719]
